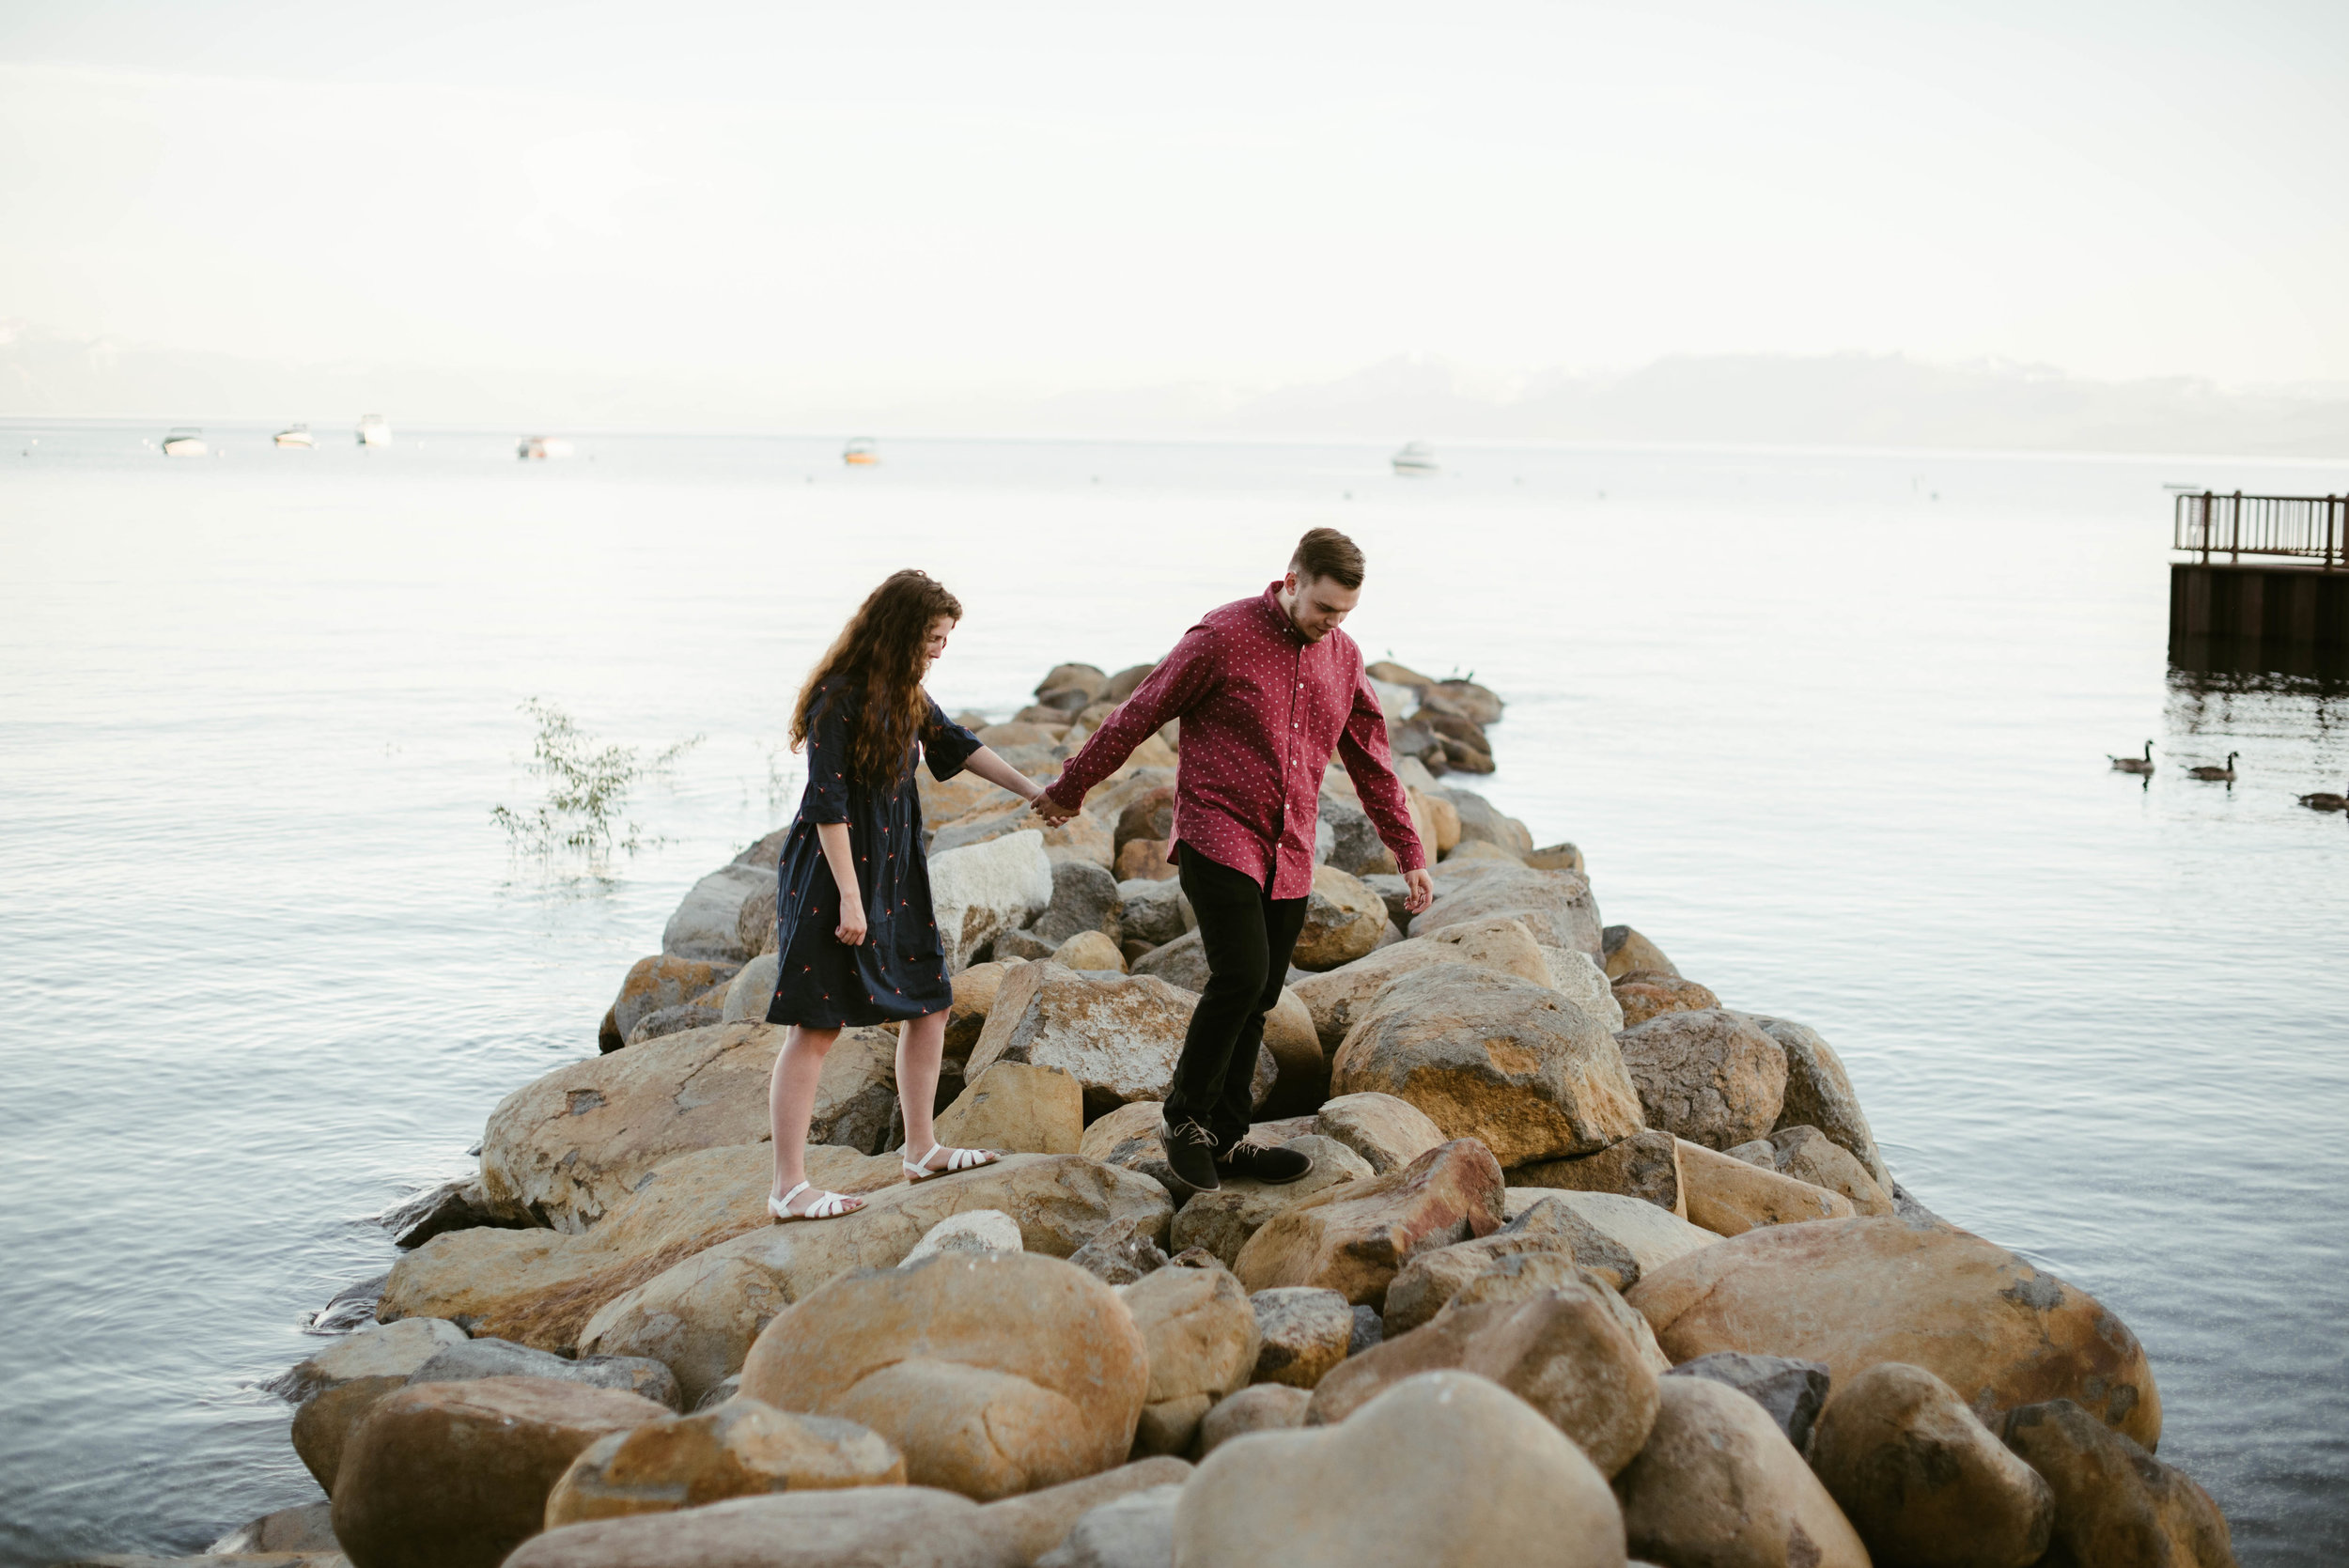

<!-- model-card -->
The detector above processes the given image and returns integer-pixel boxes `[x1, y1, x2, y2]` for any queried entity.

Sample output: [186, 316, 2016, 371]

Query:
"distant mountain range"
[4, 329, 2344, 458]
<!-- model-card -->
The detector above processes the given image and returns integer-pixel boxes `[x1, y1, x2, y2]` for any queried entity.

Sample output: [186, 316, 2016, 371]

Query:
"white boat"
[517, 435, 574, 460]
[274, 424, 313, 449]
[1391, 442, 1439, 475]
[843, 436, 879, 466]
[161, 427, 207, 458]
[356, 414, 392, 447]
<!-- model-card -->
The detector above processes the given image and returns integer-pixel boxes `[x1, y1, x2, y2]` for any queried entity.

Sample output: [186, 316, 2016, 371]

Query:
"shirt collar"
[1258, 581, 1307, 646]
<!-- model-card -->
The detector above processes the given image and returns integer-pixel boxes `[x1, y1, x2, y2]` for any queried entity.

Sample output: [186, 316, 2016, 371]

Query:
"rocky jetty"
[121, 658, 2237, 1568]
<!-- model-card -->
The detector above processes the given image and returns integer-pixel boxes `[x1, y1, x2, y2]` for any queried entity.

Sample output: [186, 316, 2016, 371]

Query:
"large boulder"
[273, 1316, 466, 1404]
[1542, 945, 1624, 1030]
[410, 1336, 680, 1409]
[1601, 924, 1677, 980]
[1233, 1140, 1505, 1308]
[1174, 1370, 1625, 1568]
[935, 800, 1115, 871]
[1117, 877, 1192, 948]
[544, 1398, 905, 1526]
[662, 863, 770, 962]
[719, 951, 779, 1024]
[1809, 1361, 2054, 1568]
[506, 1485, 996, 1568]
[1999, 1399, 2235, 1568]
[1038, 1483, 1182, 1568]
[1750, 1016, 1891, 1187]
[1664, 1352, 1831, 1451]
[932, 1061, 1084, 1156]
[1614, 1009, 1788, 1151]
[1255, 987, 1330, 1116]
[1612, 1374, 1871, 1568]
[1169, 1136, 1375, 1267]
[1382, 1193, 1654, 1328]
[929, 829, 1054, 970]
[1501, 1188, 1718, 1277]
[330, 1375, 669, 1568]
[965, 961, 1259, 1122]
[1512, 1128, 1686, 1217]
[1766, 1125, 1894, 1216]
[1292, 864, 1388, 970]
[739, 1251, 1149, 1500]
[1611, 971, 1719, 1030]
[1290, 916, 1553, 1053]
[1307, 1288, 1659, 1478]
[1317, 794, 1399, 877]
[972, 1457, 1194, 1564]
[476, 1022, 892, 1231]
[1197, 1383, 1314, 1454]
[379, 1144, 897, 1351]
[1627, 1216, 2162, 1448]
[1437, 787, 1531, 853]
[292, 1373, 411, 1494]
[1676, 1138, 1857, 1236]
[1129, 928, 1209, 991]
[580, 1154, 1174, 1406]
[1032, 860, 1125, 947]
[1330, 966, 1643, 1168]
[1414, 864, 1602, 958]
[945, 960, 1015, 1056]
[1121, 1265, 1260, 1454]
[610, 955, 743, 1044]
[1249, 1287, 1356, 1389]
[1312, 1092, 1445, 1174]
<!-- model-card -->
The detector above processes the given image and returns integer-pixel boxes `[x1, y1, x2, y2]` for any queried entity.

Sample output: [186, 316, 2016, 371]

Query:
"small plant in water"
[493, 698, 702, 861]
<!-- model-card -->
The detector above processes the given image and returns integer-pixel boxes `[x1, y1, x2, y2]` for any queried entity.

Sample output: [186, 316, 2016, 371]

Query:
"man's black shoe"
[1217, 1140, 1313, 1186]
[1159, 1117, 1222, 1191]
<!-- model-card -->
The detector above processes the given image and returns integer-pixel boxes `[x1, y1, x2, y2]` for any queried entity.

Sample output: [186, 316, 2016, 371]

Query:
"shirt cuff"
[1042, 777, 1083, 811]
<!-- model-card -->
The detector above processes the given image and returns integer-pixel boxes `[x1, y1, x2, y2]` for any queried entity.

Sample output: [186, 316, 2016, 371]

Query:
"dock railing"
[2174, 492, 2346, 568]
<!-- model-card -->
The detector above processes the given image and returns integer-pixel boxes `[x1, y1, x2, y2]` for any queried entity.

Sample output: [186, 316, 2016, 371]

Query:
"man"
[1034, 527, 1433, 1190]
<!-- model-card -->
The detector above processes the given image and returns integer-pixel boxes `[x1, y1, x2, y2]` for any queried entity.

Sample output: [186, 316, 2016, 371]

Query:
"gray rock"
[208, 1499, 338, 1554]
[1664, 1351, 1830, 1452]
[268, 1315, 467, 1402]
[411, 1336, 683, 1411]
[1131, 929, 1210, 992]
[1068, 1217, 1171, 1285]
[1036, 1483, 1181, 1568]
[995, 926, 1059, 962]
[1348, 1305, 1384, 1356]
[1359, 873, 1414, 931]
[1196, 1384, 1313, 1456]
[626, 1001, 723, 1046]
[661, 862, 770, 961]
[377, 1177, 519, 1250]
[720, 951, 779, 1023]
[1317, 797, 1396, 877]
[692, 1374, 743, 1412]
[1438, 787, 1533, 855]
[901, 1208, 1023, 1265]
[1250, 1287, 1356, 1389]
[1119, 878, 1195, 948]
[1750, 1015, 1890, 1187]
[1501, 1194, 1643, 1292]
[309, 1272, 389, 1333]
[1034, 859, 1124, 947]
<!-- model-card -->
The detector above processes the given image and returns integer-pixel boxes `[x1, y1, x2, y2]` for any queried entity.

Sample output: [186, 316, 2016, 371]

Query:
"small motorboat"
[356, 413, 392, 447]
[162, 427, 208, 458]
[1391, 442, 1439, 476]
[517, 435, 574, 460]
[843, 437, 879, 466]
[273, 424, 313, 448]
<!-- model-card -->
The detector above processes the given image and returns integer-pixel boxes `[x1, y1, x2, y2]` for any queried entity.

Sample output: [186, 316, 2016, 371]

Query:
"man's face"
[1283, 570, 1359, 642]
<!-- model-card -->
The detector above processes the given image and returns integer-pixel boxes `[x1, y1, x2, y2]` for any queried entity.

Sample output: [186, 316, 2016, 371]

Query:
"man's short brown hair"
[1290, 527, 1365, 590]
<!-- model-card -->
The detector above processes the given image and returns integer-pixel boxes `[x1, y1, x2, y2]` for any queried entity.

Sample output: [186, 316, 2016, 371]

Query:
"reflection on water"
[2170, 634, 2349, 698]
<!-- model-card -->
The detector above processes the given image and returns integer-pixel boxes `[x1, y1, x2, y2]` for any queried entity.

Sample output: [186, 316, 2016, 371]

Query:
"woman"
[765, 568, 1054, 1221]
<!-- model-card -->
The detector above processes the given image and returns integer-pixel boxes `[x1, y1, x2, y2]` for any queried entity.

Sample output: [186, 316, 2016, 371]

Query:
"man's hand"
[1030, 788, 1078, 827]
[1403, 868, 1435, 915]
[834, 898, 868, 946]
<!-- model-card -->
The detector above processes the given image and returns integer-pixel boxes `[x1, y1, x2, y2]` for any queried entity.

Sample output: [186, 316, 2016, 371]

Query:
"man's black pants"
[1166, 848, 1308, 1149]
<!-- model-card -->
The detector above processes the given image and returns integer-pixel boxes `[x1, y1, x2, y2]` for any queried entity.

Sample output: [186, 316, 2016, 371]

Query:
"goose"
[2108, 740, 2155, 775]
[2187, 753, 2238, 782]
[2299, 782, 2348, 812]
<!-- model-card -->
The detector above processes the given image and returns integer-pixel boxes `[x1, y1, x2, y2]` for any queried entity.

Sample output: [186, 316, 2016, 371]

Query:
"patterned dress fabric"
[766, 679, 982, 1029]
[1045, 582, 1426, 898]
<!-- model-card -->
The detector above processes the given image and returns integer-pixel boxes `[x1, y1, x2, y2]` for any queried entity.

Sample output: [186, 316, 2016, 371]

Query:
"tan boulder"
[1615, 1009, 1787, 1151]
[1383, 1231, 1579, 1334]
[1628, 1216, 2162, 1448]
[1541, 943, 1626, 1031]
[933, 1061, 1083, 1155]
[738, 1251, 1149, 1500]
[1999, 1399, 2234, 1568]
[506, 1485, 996, 1568]
[1234, 1140, 1506, 1308]
[966, 961, 1254, 1121]
[1197, 1383, 1313, 1454]
[380, 1143, 899, 1351]
[1809, 1361, 2053, 1568]
[1441, 1255, 1673, 1376]
[1752, 1016, 1892, 1187]
[1121, 1265, 1260, 1454]
[1767, 1126, 1895, 1216]
[1677, 1138, 1857, 1236]
[1255, 986, 1327, 1115]
[292, 1373, 408, 1494]
[581, 1155, 1173, 1406]
[967, 1456, 1192, 1563]
[1501, 1188, 1719, 1277]
[1052, 929, 1126, 972]
[1307, 1289, 1659, 1478]
[1413, 864, 1604, 958]
[1412, 788, 1462, 855]
[1174, 1370, 1626, 1568]
[1292, 864, 1388, 970]
[945, 961, 1014, 1056]
[1330, 966, 1644, 1167]
[1513, 1128, 1687, 1217]
[1312, 1092, 1446, 1175]
[1115, 837, 1176, 881]
[544, 1398, 904, 1526]
[922, 766, 1009, 828]
[1614, 1374, 1870, 1568]
[932, 798, 1115, 870]
[1169, 1136, 1375, 1266]
[1289, 915, 1552, 1053]
[276, 1317, 465, 1403]
[1249, 1287, 1356, 1389]
[331, 1375, 668, 1568]
[1601, 924, 1678, 981]
[477, 1022, 893, 1232]
[1611, 971, 1719, 1029]
[610, 955, 741, 1044]
[1079, 1099, 1170, 1170]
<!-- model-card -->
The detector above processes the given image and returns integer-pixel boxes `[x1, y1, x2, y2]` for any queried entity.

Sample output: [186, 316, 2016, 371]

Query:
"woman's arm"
[960, 744, 1049, 805]
[817, 821, 866, 944]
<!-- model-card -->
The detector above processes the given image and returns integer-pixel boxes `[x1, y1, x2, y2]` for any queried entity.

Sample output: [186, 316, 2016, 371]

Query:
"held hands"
[834, 897, 869, 947]
[1403, 868, 1435, 915]
[1028, 785, 1078, 827]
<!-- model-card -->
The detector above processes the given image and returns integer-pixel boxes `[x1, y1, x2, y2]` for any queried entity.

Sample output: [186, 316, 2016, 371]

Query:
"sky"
[2, 0, 2345, 407]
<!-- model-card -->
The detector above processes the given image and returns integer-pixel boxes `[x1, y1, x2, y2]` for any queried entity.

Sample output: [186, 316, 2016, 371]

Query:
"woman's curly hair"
[792, 569, 964, 784]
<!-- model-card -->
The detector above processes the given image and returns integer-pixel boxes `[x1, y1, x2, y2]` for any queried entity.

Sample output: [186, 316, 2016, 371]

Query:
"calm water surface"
[2, 424, 2344, 1563]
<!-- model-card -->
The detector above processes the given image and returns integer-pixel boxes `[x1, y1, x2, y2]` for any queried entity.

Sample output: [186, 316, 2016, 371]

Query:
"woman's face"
[922, 615, 956, 671]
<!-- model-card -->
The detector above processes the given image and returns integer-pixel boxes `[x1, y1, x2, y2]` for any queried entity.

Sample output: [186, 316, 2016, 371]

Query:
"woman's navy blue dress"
[765, 680, 984, 1029]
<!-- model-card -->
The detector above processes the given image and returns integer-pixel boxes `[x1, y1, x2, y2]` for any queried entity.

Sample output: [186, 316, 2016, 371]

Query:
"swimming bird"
[2187, 753, 2238, 782]
[2108, 741, 2155, 774]
[2299, 782, 2348, 812]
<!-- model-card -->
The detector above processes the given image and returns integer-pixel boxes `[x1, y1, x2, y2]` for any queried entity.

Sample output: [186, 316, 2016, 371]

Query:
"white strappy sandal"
[902, 1142, 1002, 1184]
[769, 1181, 863, 1222]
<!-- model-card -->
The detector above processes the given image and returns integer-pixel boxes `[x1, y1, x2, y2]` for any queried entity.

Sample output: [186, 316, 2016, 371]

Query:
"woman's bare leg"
[770, 1024, 861, 1213]
[894, 1008, 950, 1162]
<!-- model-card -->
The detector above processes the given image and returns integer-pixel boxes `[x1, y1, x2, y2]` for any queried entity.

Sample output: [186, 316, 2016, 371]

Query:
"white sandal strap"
[773, 1180, 859, 1219]
[904, 1141, 997, 1175]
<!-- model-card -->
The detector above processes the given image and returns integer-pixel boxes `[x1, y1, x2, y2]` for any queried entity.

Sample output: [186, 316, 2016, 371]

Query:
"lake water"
[2, 422, 2343, 1564]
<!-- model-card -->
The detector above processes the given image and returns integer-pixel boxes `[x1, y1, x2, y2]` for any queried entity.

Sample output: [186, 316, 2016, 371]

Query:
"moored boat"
[356, 413, 392, 447]
[161, 427, 207, 458]
[843, 436, 879, 466]
[273, 424, 313, 449]
[1391, 441, 1439, 475]
[517, 435, 574, 460]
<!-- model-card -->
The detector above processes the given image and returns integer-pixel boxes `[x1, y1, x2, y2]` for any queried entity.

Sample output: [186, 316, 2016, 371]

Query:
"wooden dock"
[2170, 492, 2349, 649]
